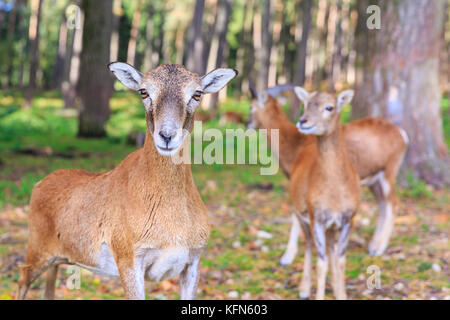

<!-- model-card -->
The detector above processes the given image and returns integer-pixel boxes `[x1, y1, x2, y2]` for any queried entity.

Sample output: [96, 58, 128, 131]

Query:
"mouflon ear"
[336, 90, 354, 112]
[201, 68, 238, 93]
[108, 62, 144, 91]
[294, 86, 310, 106]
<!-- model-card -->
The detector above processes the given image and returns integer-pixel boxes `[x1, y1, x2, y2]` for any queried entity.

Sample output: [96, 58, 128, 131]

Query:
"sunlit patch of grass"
[401, 173, 433, 199]
[417, 261, 432, 272]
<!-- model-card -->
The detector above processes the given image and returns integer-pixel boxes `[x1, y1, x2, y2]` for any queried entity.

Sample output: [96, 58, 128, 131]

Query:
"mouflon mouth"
[155, 143, 183, 156]
[296, 123, 316, 134]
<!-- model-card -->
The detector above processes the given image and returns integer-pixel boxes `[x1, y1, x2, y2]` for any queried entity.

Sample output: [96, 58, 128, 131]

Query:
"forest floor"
[0, 91, 448, 300]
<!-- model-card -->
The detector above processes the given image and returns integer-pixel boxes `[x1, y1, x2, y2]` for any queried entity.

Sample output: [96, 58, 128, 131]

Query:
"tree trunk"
[23, 0, 43, 109]
[62, 0, 83, 109]
[352, 0, 449, 187]
[268, 0, 282, 88]
[110, 0, 122, 62]
[328, 0, 343, 92]
[353, 0, 368, 91]
[17, 6, 27, 88]
[155, 5, 165, 67]
[6, 0, 18, 87]
[234, 0, 254, 98]
[256, 0, 274, 92]
[186, 0, 205, 74]
[77, 0, 113, 138]
[290, 0, 313, 120]
[143, 2, 154, 71]
[202, 0, 233, 112]
[316, 0, 329, 88]
[126, 0, 142, 66]
[52, 14, 67, 89]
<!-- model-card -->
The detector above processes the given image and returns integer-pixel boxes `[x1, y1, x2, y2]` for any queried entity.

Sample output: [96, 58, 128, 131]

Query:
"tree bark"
[268, 0, 282, 88]
[110, 0, 122, 62]
[6, 0, 18, 87]
[23, 0, 43, 109]
[77, 0, 113, 138]
[328, 0, 343, 92]
[352, 0, 449, 187]
[126, 0, 142, 66]
[202, 0, 233, 112]
[62, 0, 83, 109]
[294, 0, 313, 87]
[155, 5, 165, 67]
[234, 0, 254, 98]
[353, 0, 368, 91]
[256, 0, 274, 92]
[290, 0, 313, 120]
[186, 0, 205, 74]
[143, 2, 154, 71]
[52, 14, 67, 89]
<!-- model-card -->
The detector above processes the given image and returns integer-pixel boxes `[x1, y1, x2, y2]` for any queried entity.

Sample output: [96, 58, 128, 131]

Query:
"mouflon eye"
[192, 91, 202, 102]
[138, 88, 149, 99]
[326, 105, 334, 112]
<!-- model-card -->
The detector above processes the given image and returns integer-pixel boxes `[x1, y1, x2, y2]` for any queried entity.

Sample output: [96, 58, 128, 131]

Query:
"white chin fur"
[298, 126, 317, 135]
[155, 144, 182, 156]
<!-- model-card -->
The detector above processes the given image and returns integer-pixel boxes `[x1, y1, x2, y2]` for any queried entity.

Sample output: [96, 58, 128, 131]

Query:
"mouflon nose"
[298, 118, 309, 127]
[159, 130, 174, 144]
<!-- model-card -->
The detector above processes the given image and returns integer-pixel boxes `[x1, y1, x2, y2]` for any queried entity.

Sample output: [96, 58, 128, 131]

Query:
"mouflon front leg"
[280, 213, 301, 266]
[335, 221, 351, 300]
[180, 252, 201, 300]
[299, 219, 313, 299]
[313, 222, 328, 300]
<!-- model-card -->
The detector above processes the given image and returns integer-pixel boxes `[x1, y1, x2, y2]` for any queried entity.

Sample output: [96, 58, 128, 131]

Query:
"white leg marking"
[379, 172, 391, 196]
[313, 223, 328, 300]
[180, 253, 201, 300]
[370, 202, 394, 256]
[280, 213, 300, 266]
[397, 127, 409, 145]
[369, 171, 395, 256]
[299, 220, 313, 299]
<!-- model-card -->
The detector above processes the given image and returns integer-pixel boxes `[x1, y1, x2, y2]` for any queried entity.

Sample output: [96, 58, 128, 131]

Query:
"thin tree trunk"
[353, 0, 449, 187]
[23, 0, 43, 109]
[234, 0, 253, 98]
[290, 0, 313, 120]
[175, 22, 185, 65]
[328, 0, 343, 92]
[63, 1, 83, 109]
[268, 0, 282, 88]
[110, 0, 122, 62]
[127, 0, 142, 66]
[353, 0, 368, 92]
[6, 0, 18, 87]
[52, 14, 67, 89]
[143, 2, 154, 71]
[77, 0, 113, 138]
[278, 4, 289, 83]
[154, 5, 165, 67]
[202, 0, 232, 112]
[294, 0, 313, 86]
[186, 0, 205, 74]
[17, 5, 27, 89]
[324, 0, 338, 91]
[256, 0, 274, 92]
